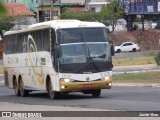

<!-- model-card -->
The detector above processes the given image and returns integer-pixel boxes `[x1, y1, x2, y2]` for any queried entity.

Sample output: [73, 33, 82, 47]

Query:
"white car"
[114, 42, 140, 53]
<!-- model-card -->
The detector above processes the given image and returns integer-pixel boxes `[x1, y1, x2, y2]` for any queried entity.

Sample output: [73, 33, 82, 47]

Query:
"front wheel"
[19, 78, 29, 97]
[48, 80, 60, 99]
[92, 89, 101, 97]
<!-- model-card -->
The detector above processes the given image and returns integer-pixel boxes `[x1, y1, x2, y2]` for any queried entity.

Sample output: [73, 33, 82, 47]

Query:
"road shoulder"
[113, 83, 160, 87]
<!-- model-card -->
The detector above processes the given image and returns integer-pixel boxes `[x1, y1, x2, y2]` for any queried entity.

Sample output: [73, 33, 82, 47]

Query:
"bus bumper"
[59, 78, 112, 92]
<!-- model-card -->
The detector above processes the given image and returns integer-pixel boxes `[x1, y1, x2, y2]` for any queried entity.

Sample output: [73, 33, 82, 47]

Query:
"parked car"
[114, 42, 140, 53]
[151, 23, 157, 29]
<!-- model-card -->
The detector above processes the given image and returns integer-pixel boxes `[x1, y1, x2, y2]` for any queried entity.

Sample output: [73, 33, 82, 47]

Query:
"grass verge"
[113, 71, 160, 84]
[113, 56, 156, 66]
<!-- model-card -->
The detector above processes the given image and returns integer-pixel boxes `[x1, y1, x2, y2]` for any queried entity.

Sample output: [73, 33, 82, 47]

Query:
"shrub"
[154, 52, 160, 65]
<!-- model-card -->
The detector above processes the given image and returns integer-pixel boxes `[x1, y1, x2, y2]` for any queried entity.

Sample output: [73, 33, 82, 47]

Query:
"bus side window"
[43, 29, 50, 51]
[16, 34, 23, 53]
[22, 33, 28, 53]
[10, 35, 16, 54]
[36, 30, 43, 51]
[3, 36, 9, 54]
[7, 36, 11, 54]
[6, 35, 15, 54]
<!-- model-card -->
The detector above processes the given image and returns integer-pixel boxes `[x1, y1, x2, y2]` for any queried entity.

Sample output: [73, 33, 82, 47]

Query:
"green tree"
[0, 16, 15, 37]
[60, 7, 68, 14]
[60, 0, 122, 29]
[61, 10, 102, 22]
[0, 1, 12, 37]
[0, 1, 7, 15]
[100, 0, 123, 32]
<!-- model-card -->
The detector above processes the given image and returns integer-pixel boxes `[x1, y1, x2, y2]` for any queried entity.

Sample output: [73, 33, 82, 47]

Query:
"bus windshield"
[60, 43, 111, 64]
[57, 28, 111, 64]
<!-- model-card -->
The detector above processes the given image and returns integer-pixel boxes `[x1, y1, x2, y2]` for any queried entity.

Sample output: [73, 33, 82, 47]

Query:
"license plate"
[83, 84, 92, 88]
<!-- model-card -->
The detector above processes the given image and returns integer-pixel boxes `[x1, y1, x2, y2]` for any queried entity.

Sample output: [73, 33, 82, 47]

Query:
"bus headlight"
[101, 72, 111, 80]
[60, 78, 74, 82]
[101, 76, 110, 81]
[104, 76, 110, 80]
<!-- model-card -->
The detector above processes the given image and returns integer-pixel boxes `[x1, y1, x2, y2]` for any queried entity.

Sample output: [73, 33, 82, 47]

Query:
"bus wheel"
[19, 78, 29, 97]
[13, 80, 20, 96]
[48, 80, 60, 99]
[92, 89, 101, 98]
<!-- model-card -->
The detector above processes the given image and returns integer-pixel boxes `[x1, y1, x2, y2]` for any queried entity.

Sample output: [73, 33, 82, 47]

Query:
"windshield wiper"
[73, 47, 100, 73]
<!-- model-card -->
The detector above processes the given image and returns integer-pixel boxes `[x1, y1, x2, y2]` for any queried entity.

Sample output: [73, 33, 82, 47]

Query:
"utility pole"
[141, 15, 145, 31]
[41, 0, 43, 16]
[51, 0, 54, 20]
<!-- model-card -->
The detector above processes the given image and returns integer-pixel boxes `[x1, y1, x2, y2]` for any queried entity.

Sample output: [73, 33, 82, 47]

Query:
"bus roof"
[28, 20, 106, 29]
[4, 20, 106, 35]
[4, 25, 50, 35]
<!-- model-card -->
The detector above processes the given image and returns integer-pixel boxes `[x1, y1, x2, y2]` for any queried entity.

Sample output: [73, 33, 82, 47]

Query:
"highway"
[0, 85, 160, 111]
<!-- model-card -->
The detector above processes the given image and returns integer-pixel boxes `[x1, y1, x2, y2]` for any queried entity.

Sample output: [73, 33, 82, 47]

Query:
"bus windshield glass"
[57, 28, 111, 64]
[59, 43, 111, 64]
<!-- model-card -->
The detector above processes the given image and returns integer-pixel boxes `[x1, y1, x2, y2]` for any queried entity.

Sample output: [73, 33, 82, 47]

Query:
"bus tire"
[92, 89, 101, 98]
[47, 80, 60, 99]
[19, 78, 29, 97]
[13, 79, 20, 96]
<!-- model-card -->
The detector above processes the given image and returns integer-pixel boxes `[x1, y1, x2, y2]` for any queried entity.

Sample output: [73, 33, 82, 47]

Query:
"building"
[60, 0, 85, 5]
[3, 0, 86, 22]
[36, 0, 61, 22]
[3, 0, 61, 22]
[61, 0, 85, 12]
[85, 0, 109, 12]
[3, 0, 38, 12]
[37, 0, 86, 22]
[5, 3, 36, 29]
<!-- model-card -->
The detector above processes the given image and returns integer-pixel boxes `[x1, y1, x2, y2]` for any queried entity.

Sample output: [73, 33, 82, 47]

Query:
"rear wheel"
[19, 78, 29, 97]
[117, 49, 121, 53]
[132, 48, 136, 52]
[48, 80, 60, 99]
[13, 80, 20, 96]
[92, 89, 101, 97]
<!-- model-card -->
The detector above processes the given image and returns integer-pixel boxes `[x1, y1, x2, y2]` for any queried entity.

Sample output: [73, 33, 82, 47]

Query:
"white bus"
[3, 20, 114, 99]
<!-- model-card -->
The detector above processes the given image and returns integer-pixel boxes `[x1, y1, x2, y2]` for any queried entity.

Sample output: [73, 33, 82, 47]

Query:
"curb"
[113, 69, 160, 75]
[113, 64, 157, 70]
[113, 83, 160, 87]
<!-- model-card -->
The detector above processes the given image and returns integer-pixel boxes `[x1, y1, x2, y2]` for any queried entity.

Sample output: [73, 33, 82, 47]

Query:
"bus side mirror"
[111, 45, 115, 56]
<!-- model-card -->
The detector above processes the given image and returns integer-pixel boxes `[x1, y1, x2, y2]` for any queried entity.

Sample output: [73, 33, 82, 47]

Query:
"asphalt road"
[0, 85, 160, 111]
